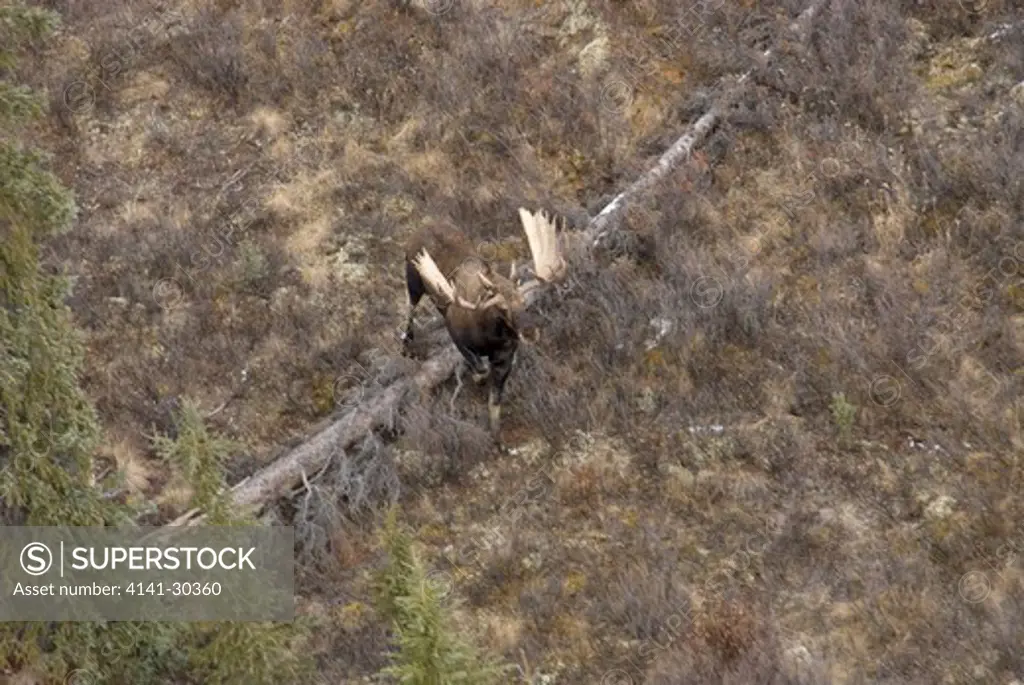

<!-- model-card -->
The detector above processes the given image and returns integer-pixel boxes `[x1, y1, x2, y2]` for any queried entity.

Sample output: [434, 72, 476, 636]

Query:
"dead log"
[169, 348, 464, 524]
[587, 0, 824, 249]
[162, 0, 826, 527]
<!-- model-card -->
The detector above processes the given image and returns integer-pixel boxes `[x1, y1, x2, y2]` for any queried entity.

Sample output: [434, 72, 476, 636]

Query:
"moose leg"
[451, 342, 492, 419]
[454, 342, 489, 381]
[402, 260, 426, 355]
[487, 344, 517, 446]
[471, 361, 490, 385]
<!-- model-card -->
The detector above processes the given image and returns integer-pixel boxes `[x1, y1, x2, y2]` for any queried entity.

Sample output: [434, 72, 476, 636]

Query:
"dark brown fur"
[402, 221, 528, 444]
[402, 221, 527, 346]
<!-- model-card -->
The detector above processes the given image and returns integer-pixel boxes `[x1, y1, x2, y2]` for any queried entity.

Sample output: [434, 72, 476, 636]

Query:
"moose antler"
[411, 249, 479, 310]
[518, 207, 568, 283]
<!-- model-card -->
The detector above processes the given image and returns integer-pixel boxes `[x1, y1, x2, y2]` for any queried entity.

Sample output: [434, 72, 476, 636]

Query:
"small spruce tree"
[0, 7, 313, 682]
[151, 398, 242, 524]
[0, 5, 162, 677]
[0, 4, 129, 529]
[373, 507, 514, 685]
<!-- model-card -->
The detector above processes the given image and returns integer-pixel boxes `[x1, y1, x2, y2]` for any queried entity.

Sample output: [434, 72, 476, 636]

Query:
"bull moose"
[401, 208, 568, 445]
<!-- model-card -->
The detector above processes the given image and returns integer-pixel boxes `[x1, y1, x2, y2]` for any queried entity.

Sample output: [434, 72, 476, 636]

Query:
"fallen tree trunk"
[163, 0, 825, 527]
[162, 347, 464, 524]
[588, 0, 823, 249]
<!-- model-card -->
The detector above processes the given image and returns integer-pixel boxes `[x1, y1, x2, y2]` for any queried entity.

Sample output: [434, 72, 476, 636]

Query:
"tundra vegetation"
[6, 0, 1024, 682]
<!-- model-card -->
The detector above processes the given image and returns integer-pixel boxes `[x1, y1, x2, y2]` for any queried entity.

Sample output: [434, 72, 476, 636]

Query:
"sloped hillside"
[23, 0, 1024, 682]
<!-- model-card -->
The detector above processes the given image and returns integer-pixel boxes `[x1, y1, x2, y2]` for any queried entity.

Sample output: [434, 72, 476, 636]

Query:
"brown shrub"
[166, 4, 249, 106]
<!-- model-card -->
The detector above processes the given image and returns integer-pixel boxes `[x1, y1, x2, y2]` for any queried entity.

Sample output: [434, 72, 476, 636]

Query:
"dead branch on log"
[160, 0, 826, 528]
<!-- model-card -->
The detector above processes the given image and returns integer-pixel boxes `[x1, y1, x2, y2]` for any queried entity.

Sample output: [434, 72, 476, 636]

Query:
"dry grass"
[21, 0, 1024, 681]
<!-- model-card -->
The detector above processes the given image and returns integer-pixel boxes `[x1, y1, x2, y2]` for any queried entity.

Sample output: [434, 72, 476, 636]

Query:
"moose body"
[401, 209, 567, 445]
[402, 220, 524, 348]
